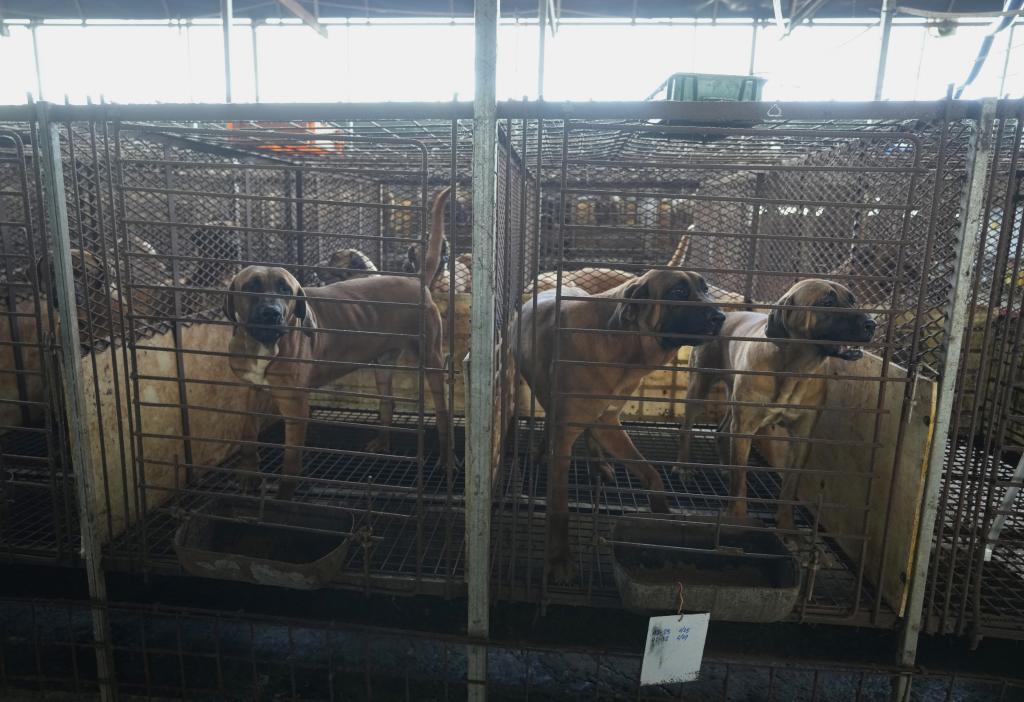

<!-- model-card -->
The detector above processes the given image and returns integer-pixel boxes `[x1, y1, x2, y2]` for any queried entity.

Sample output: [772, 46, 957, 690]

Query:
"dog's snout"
[708, 309, 726, 329]
[863, 317, 877, 336]
[256, 305, 282, 323]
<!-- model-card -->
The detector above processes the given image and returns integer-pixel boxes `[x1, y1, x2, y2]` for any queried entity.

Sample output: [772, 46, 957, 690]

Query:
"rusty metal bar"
[35, 101, 116, 702]
[898, 98, 997, 674]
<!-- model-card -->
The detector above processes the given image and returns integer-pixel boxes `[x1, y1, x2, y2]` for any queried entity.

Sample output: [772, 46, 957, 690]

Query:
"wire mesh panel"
[39, 111, 536, 600]
[0, 122, 76, 563]
[501, 109, 970, 628]
[3, 595, 1023, 701]
[925, 105, 1024, 642]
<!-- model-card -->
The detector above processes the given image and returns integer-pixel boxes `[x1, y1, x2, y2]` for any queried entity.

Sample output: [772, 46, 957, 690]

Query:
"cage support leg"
[37, 102, 118, 702]
[466, 2, 500, 701]
[895, 98, 996, 700]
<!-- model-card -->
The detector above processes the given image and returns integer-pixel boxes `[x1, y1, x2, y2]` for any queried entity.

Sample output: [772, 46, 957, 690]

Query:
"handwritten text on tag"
[640, 613, 710, 686]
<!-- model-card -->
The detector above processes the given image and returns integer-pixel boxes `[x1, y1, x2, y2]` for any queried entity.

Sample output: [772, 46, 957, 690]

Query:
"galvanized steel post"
[221, 0, 233, 103]
[467, 1, 500, 700]
[874, 0, 894, 100]
[897, 99, 997, 686]
[36, 101, 117, 702]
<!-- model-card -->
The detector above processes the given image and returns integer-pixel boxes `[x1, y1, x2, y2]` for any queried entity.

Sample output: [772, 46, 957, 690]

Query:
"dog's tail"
[666, 226, 693, 267]
[421, 186, 453, 287]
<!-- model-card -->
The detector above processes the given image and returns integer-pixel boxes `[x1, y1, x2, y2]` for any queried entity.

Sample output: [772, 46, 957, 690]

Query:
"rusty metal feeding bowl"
[174, 498, 354, 590]
[610, 516, 800, 623]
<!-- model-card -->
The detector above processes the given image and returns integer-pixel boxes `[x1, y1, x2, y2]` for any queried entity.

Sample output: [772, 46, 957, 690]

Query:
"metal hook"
[677, 581, 685, 621]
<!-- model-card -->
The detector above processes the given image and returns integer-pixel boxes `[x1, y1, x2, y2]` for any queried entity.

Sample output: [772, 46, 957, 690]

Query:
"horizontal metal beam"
[7, 98, 1007, 125]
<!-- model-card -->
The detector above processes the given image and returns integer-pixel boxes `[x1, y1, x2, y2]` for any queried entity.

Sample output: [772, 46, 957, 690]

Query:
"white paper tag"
[640, 613, 710, 686]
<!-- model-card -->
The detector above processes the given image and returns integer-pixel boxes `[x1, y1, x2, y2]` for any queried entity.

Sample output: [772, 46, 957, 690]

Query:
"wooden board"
[799, 353, 935, 616]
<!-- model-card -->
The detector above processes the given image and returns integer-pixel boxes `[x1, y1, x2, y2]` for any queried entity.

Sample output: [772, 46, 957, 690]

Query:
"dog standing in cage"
[526, 227, 692, 296]
[223, 187, 453, 499]
[316, 248, 379, 285]
[515, 269, 725, 583]
[675, 279, 877, 531]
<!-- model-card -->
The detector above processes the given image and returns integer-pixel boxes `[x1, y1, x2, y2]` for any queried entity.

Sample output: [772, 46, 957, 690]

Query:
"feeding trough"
[174, 498, 354, 590]
[610, 517, 800, 623]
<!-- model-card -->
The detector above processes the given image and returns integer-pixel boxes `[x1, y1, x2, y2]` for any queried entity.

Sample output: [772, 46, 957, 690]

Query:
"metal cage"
[0, 120, 77, 564]
[498, 107, 974, 629]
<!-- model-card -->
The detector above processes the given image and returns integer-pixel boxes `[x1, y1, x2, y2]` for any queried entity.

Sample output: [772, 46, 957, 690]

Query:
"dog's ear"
[403, 244, 419, 273]
[293, 286, 317, 339]
[609, 280, 651, 330]
[765, 290, 790, 341]
[223, 276, 238, 323]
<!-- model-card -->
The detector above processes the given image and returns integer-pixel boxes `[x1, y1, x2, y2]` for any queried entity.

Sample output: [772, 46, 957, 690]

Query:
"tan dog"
[224, 187, 452, 499]
[676, 279, 877, 530]
[527, 229, 692, 296]
[317, 248, 378, 285]
[402, 238, 471, 293]
[516, 269, 725, 582]
[37, 228, 241, 339]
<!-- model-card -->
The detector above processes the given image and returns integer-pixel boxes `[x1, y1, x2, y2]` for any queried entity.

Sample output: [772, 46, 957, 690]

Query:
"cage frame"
[0, 97, 1022, 699]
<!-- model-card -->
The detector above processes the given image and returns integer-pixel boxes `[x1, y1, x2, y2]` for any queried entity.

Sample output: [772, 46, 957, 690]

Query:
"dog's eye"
[276, 281, 291, 294]
[698, 278, 709, 293]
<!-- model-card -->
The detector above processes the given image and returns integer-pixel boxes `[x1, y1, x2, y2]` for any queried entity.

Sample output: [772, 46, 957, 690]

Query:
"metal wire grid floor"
[104, 409, 468, 596]
[928, 441, 1024, 639]
[492, 419, 883, 623]
[98, 409, 880, 621]
[0, 428, 79, 561]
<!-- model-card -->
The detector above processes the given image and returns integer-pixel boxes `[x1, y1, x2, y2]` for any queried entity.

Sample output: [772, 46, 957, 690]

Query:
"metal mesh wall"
[0, 122, 76, 563]
[2, 596, 1023, 701]
[924, 108, 1024, 642]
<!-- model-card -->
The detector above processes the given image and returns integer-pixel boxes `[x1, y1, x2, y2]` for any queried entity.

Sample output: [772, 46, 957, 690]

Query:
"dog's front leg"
[590, 414, 670, 513]
[237, 386, 274, 493]
[273, 391, 310, 500]
[547, 425, 584, 585]
[777, 411, 819, 532]
[726, 410, 755, 517]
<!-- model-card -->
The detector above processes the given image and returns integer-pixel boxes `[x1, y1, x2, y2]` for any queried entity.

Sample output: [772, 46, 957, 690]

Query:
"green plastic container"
[647, 73, 766, 103]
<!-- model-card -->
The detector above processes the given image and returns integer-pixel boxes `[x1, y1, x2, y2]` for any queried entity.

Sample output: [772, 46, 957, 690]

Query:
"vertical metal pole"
[467, 1, 499, 700]
[36, 102, 117, 702]
[874, 0, 894, 100]
[537, 0, 547, 99]
[998, 22, 1016, 97]
[221, 0, 233, 103]
[251, 22, 261, 103]
[31, 22, 44, 100]
[897, 99, 997, 681]
[748, 20, 759, 76]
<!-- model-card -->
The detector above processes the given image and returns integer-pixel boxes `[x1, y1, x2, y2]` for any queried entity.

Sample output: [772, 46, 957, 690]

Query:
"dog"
[317, 248, 378, 285]
[224, 187, 452, 499]
[36, 227, 242, 339]
[402, 238, 471, 294]
[515, 269, 725, 582]
[676, 279, 877, 530]
[527, 229, 692, 297]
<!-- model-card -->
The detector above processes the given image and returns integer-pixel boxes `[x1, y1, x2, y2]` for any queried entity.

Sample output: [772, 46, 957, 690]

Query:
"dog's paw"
[590, 461, 616, 485]
[672, 464, 696, 482]
[547, 558, 577, 586]
[363, 436, 391, 454]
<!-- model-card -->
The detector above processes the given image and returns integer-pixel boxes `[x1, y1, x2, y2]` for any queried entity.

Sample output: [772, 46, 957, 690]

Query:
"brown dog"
[317, 248, 378, 285]
[676, 279, 877, 530]
[516, 269, 725, 582]
[224, 187, 452, 499]
[402, 237, 471, 294]
[527, 230, 692, 297]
